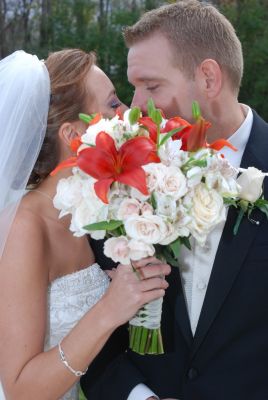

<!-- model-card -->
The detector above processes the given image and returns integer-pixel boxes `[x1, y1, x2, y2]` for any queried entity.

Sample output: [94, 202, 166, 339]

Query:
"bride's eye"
[110, 98, 122, 109]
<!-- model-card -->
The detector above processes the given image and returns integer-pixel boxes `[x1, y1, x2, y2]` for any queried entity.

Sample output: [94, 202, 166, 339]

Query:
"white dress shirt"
[127, 106, 253, 400]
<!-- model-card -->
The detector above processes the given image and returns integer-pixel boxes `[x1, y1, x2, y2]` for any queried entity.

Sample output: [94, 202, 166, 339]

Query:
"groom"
[81, 1, 268, 399]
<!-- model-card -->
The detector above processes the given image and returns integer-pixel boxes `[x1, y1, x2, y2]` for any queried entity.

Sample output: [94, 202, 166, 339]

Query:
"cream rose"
[53, 173, 84, 213]
[81, 117, 116, 145]
[124, 215, 167, 244]
[104, 236, 130, 265]
[143, 163, 164, 193]
[117, 198, 141, 220]
[140, 202, 154, 216]
[237, 167, 267, 202]
[128, 239, 155, 260]
[189, 183, 226, 245]
[159, 222, 180, 245]
[159, 165, 188, 200]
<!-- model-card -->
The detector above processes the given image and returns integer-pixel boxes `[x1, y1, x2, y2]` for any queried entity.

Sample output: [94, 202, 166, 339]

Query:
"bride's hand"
[102, 259, 170, 327]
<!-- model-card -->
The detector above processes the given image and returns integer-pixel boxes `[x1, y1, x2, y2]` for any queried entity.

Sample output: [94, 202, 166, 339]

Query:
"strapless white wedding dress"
[0, 263, 110, 400]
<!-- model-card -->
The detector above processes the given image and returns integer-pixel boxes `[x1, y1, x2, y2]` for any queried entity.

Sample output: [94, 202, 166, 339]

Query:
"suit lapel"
[190, 111, 268, 358]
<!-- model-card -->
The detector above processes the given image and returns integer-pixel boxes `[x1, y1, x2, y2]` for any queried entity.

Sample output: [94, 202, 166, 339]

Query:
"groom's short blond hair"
[123, 0, 243, 93]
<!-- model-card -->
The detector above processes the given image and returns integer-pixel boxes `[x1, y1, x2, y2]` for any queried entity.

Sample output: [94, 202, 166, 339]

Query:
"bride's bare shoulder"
[13, 204, 47, 236]
[4, 201, 49, 260]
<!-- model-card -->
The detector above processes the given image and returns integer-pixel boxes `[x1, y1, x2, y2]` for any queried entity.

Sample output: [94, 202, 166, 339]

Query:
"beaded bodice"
[44, 263, 110, 400]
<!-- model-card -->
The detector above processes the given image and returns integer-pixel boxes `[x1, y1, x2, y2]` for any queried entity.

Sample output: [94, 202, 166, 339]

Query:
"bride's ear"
[58, 122, 81, 146]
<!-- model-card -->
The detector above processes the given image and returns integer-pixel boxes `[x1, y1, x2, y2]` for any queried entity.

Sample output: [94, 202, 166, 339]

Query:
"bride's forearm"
[5, 299, 116, 400]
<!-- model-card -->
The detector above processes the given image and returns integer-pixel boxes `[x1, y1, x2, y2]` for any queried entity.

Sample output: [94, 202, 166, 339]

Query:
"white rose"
[70, 201, 95, 237]
[125, 215, 167, 244]
[104, 236, 130, 264]
[82, 179, 109, 217]
[159, 166, 188, 200]
[143, 163, 165, 193]
[81, 115, 119, 145]
[128, 239, 155, 260]
[189, 183, 226, 246]
[159, 222, 180, 245]
[53, 173, 84, 212]
[117, 198, 141, 220]
[237, 167, 267, 202]
[140, 202, 154, 216]
[70, 193, 108, 237]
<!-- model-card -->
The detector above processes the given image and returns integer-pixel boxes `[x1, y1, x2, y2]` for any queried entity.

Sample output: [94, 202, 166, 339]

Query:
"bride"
[0, 49, 170, 400]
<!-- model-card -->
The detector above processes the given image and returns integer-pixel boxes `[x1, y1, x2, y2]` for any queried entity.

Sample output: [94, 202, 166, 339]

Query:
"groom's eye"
[146, 85, 159, 92]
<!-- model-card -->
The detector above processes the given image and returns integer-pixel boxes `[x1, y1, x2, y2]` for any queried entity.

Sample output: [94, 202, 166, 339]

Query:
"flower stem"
[129, 325, 164, 355]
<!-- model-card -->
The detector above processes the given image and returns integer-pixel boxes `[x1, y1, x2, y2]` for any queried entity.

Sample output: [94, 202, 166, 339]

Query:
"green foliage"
[2, 0, 268, 119]
[220, 0, 268, 120]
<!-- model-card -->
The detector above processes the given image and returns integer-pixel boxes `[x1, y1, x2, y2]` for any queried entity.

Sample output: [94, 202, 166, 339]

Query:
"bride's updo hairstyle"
[28, 48, 96, 187]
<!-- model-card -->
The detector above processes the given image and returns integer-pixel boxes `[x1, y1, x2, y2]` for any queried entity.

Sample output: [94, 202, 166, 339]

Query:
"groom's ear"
[196, 59, 222, 99]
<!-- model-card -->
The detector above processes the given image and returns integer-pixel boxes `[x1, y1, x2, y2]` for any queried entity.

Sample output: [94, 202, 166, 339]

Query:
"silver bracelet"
[58, 341, 88, 377]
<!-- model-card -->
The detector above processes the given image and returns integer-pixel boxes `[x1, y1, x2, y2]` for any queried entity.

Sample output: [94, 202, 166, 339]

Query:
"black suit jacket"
[81, 111, 268, 400]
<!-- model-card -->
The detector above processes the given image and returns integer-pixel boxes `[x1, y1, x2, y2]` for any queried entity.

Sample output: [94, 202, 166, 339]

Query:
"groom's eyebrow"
[139, 77, 159, 82]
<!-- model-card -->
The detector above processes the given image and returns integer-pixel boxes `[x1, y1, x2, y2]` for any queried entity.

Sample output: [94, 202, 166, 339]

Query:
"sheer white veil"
[0, 51, 50, 257]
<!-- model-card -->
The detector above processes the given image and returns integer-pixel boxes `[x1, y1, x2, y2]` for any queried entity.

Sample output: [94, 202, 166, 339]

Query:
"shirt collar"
[221, 105, 253, 167]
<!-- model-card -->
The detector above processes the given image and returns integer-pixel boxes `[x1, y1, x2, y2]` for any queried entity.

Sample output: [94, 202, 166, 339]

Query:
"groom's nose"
[131, 89, 148, 115]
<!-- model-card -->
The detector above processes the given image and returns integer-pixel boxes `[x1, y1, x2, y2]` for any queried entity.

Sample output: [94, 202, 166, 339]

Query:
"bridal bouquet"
[51, 100, 268, 355]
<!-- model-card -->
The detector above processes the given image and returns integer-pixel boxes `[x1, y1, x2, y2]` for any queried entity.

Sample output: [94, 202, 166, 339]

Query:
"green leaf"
[83, 219, 123, 231]
[233, 208, 245, 235]
[157, 246, 178, 267]
[256, 202, 268, 218]
[128, 106, 141, 124]
[193, 159, 207, 168]
[255, 198, 268, 207]
[79, 113, 97, 124]
[150, 193, 157, 209]
[147, 98, 156, 118]
[180, 236, 191, 250]
[169, 238, 181, 260]
[224, 197, 238, 207]
[192, 101, 201, 120]
[151, 109, 162, 125]
[159, 127, 184, 146]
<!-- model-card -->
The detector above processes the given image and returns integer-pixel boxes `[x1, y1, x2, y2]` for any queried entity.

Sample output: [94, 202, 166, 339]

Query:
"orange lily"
[140, 112, 236, 153]
[70, 137, 82, 153]
[139, 115, 192, 146]
[77, 132, 160, 204]
[115, 107, 124, 120]
[184, 116, 237, 152]
[139, 116, 158, 142]
[50, 157, 78, 176]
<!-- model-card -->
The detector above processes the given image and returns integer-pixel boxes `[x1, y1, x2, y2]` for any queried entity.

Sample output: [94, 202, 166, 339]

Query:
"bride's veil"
[0, 51, 50, 257]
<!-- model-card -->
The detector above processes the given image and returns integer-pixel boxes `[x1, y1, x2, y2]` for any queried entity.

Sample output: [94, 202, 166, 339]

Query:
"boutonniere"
[225, 167, 268, 234]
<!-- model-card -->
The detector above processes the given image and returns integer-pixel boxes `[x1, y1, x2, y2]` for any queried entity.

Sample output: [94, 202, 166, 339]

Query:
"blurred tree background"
[0, 0, 267, 119]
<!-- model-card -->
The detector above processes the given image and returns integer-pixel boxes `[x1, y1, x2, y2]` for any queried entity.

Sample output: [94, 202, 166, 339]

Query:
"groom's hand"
[132, 256, 171, 280]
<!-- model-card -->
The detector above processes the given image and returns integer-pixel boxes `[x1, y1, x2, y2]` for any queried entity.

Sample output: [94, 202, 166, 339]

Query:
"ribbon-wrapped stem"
[129, 297, 164, 355]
